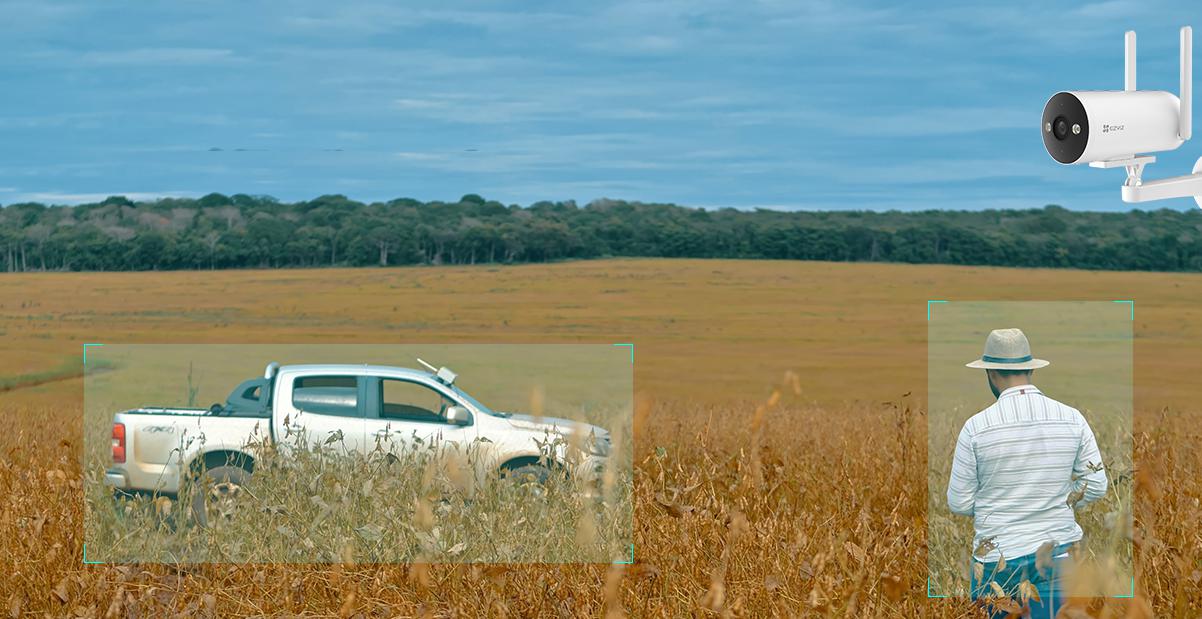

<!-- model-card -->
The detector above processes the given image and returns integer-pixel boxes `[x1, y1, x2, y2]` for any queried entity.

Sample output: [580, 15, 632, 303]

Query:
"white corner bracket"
[1096, 26, 1202, 206]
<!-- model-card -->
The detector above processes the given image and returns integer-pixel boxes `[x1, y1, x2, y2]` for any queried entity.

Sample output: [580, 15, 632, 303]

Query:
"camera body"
[1042, 90, 1184, 164]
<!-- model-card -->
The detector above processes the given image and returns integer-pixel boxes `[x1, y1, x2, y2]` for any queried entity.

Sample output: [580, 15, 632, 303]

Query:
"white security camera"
[1042, 90, 1183, 164]
[1043, 27, 1202, 206]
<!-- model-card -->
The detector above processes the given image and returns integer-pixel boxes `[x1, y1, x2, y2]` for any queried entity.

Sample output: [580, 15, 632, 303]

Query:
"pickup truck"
[103, 360, 613, 525]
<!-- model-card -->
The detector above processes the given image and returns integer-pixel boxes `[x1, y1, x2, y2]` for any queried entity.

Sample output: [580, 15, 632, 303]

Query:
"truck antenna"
[416, 357, 458, 385]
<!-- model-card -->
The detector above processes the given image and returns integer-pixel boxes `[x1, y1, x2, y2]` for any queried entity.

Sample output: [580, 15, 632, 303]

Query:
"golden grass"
[0, 258, 1199, 616]
[85, 434, 634, 565]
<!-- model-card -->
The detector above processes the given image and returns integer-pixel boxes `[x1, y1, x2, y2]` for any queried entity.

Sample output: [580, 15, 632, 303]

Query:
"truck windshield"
[451, 384, 508, 417]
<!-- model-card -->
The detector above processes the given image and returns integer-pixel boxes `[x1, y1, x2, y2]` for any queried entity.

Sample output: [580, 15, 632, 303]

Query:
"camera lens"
[1043, 92, 1088, 163]
[1052, 116, 1070, 141]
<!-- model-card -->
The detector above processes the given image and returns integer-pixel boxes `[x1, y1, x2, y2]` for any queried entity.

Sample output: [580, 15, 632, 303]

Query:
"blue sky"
[1, 0, 1199, 211]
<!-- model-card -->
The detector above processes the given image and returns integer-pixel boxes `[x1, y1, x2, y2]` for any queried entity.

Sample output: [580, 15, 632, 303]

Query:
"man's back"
[947, 385, 1108, 562]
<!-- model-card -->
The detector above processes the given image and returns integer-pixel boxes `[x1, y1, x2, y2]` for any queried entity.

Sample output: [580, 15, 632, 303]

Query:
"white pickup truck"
[104, 361, 612, 524]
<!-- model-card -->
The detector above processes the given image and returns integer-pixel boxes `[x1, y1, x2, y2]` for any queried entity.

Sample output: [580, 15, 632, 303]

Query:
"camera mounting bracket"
[1103, 26, 1202, 206]
[1115, 155, 1202, 206]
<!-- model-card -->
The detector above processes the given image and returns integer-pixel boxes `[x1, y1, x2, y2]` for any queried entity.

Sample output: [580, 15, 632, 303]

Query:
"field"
[1, 258, 1199, 617]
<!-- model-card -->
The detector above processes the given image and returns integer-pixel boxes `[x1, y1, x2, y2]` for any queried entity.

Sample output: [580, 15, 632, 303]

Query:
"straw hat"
[965, 328, 1050, 370]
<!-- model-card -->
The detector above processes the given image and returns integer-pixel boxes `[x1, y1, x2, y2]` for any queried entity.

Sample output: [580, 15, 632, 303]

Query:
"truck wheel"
[190, 465, 251, 528]
[502, 463, 553, 486]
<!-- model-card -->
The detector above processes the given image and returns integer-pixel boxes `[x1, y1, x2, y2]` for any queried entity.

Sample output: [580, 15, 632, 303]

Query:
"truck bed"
[110, 408, 271, 494]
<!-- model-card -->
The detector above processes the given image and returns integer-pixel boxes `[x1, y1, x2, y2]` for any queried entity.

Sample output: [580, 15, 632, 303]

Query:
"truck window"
[292, 375, 359, 417]
[380, 379, 451, 423]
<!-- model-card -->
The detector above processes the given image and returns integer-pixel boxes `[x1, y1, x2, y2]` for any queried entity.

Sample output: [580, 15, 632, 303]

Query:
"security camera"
[1044, 26, 1202, 207]
[1042, 90, 1183, 164]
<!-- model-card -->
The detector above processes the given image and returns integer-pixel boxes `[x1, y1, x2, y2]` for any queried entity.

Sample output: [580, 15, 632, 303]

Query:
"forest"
[2, 192, 1201, 272]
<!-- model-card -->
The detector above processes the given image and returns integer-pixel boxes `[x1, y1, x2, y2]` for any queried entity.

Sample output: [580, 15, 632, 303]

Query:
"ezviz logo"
[1102, 123, 1126, 133]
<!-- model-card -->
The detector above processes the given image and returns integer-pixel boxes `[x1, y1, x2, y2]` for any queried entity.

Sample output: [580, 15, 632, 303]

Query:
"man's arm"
[946, 423, 977, 516]
[1071, 414, 1108, 509]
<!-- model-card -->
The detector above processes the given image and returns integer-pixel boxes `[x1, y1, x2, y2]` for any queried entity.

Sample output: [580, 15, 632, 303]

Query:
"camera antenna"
[1125, 30, 1136, 91]
[1091, 26, 1202, 205]
[1181, 26, 1191, 140]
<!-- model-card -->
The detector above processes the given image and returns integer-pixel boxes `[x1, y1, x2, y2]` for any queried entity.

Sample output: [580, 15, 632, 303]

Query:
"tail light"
[112, 423, 126, 463]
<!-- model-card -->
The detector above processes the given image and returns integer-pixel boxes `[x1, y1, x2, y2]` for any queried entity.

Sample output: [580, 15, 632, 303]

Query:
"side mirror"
[445, 405, 472, 426]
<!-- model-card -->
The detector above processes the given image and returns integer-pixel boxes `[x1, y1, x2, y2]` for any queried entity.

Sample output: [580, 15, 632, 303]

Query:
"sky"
[1, 0, 1200, 211]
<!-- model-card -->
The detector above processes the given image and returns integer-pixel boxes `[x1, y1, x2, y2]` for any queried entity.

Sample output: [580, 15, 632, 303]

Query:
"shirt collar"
[998, 384, 1040, 399]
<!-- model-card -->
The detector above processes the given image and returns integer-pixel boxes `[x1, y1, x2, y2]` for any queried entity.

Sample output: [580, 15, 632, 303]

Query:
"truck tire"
[190, 465, 252, 528]
[502, 463, 553, 486]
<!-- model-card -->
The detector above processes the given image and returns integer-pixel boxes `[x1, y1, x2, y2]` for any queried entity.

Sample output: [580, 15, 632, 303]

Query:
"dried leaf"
[993, 597, 1023, 613]
[973, 536, 998, 558]
[1018, 579, 1041, 604]
[844, 540, 865, 564]
[355, 524, 383, 543]
[653, 492, 693, 518]
[52, 578, 69, 604]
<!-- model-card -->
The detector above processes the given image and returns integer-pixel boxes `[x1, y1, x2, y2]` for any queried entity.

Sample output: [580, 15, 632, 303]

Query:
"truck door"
[277, 373, 367, 454]
[363, 377, 476, 460]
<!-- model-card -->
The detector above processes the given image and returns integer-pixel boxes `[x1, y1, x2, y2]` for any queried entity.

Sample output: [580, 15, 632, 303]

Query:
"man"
[947, 328, 1108, 616]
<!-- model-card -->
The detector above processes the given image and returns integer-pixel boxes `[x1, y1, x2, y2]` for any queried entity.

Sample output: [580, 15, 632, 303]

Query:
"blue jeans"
[970, 543, 1073, 619]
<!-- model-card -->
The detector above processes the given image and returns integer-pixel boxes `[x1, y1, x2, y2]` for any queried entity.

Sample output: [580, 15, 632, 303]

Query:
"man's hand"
[1066, 483, 1086, 508]
[1068, 460, 1106, 509]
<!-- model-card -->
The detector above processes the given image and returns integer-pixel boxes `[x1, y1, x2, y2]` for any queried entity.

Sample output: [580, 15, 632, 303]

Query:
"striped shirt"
[946, 384, 1108, 562]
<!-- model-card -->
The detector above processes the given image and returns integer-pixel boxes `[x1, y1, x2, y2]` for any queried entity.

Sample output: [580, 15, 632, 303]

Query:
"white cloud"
[0, 112, 113, 129]
[836, 106, 1034, 137]
[281, 5, 571, 36]
[79, 47, 238, 66]
[394, 151, 451, 162]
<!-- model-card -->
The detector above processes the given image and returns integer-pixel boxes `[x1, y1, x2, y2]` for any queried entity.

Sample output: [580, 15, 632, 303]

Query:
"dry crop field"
[0, 258, 1199, 617]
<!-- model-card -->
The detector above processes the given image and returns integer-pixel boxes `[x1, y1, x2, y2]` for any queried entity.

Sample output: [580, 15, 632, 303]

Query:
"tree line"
[2, 192, 1201, 272]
